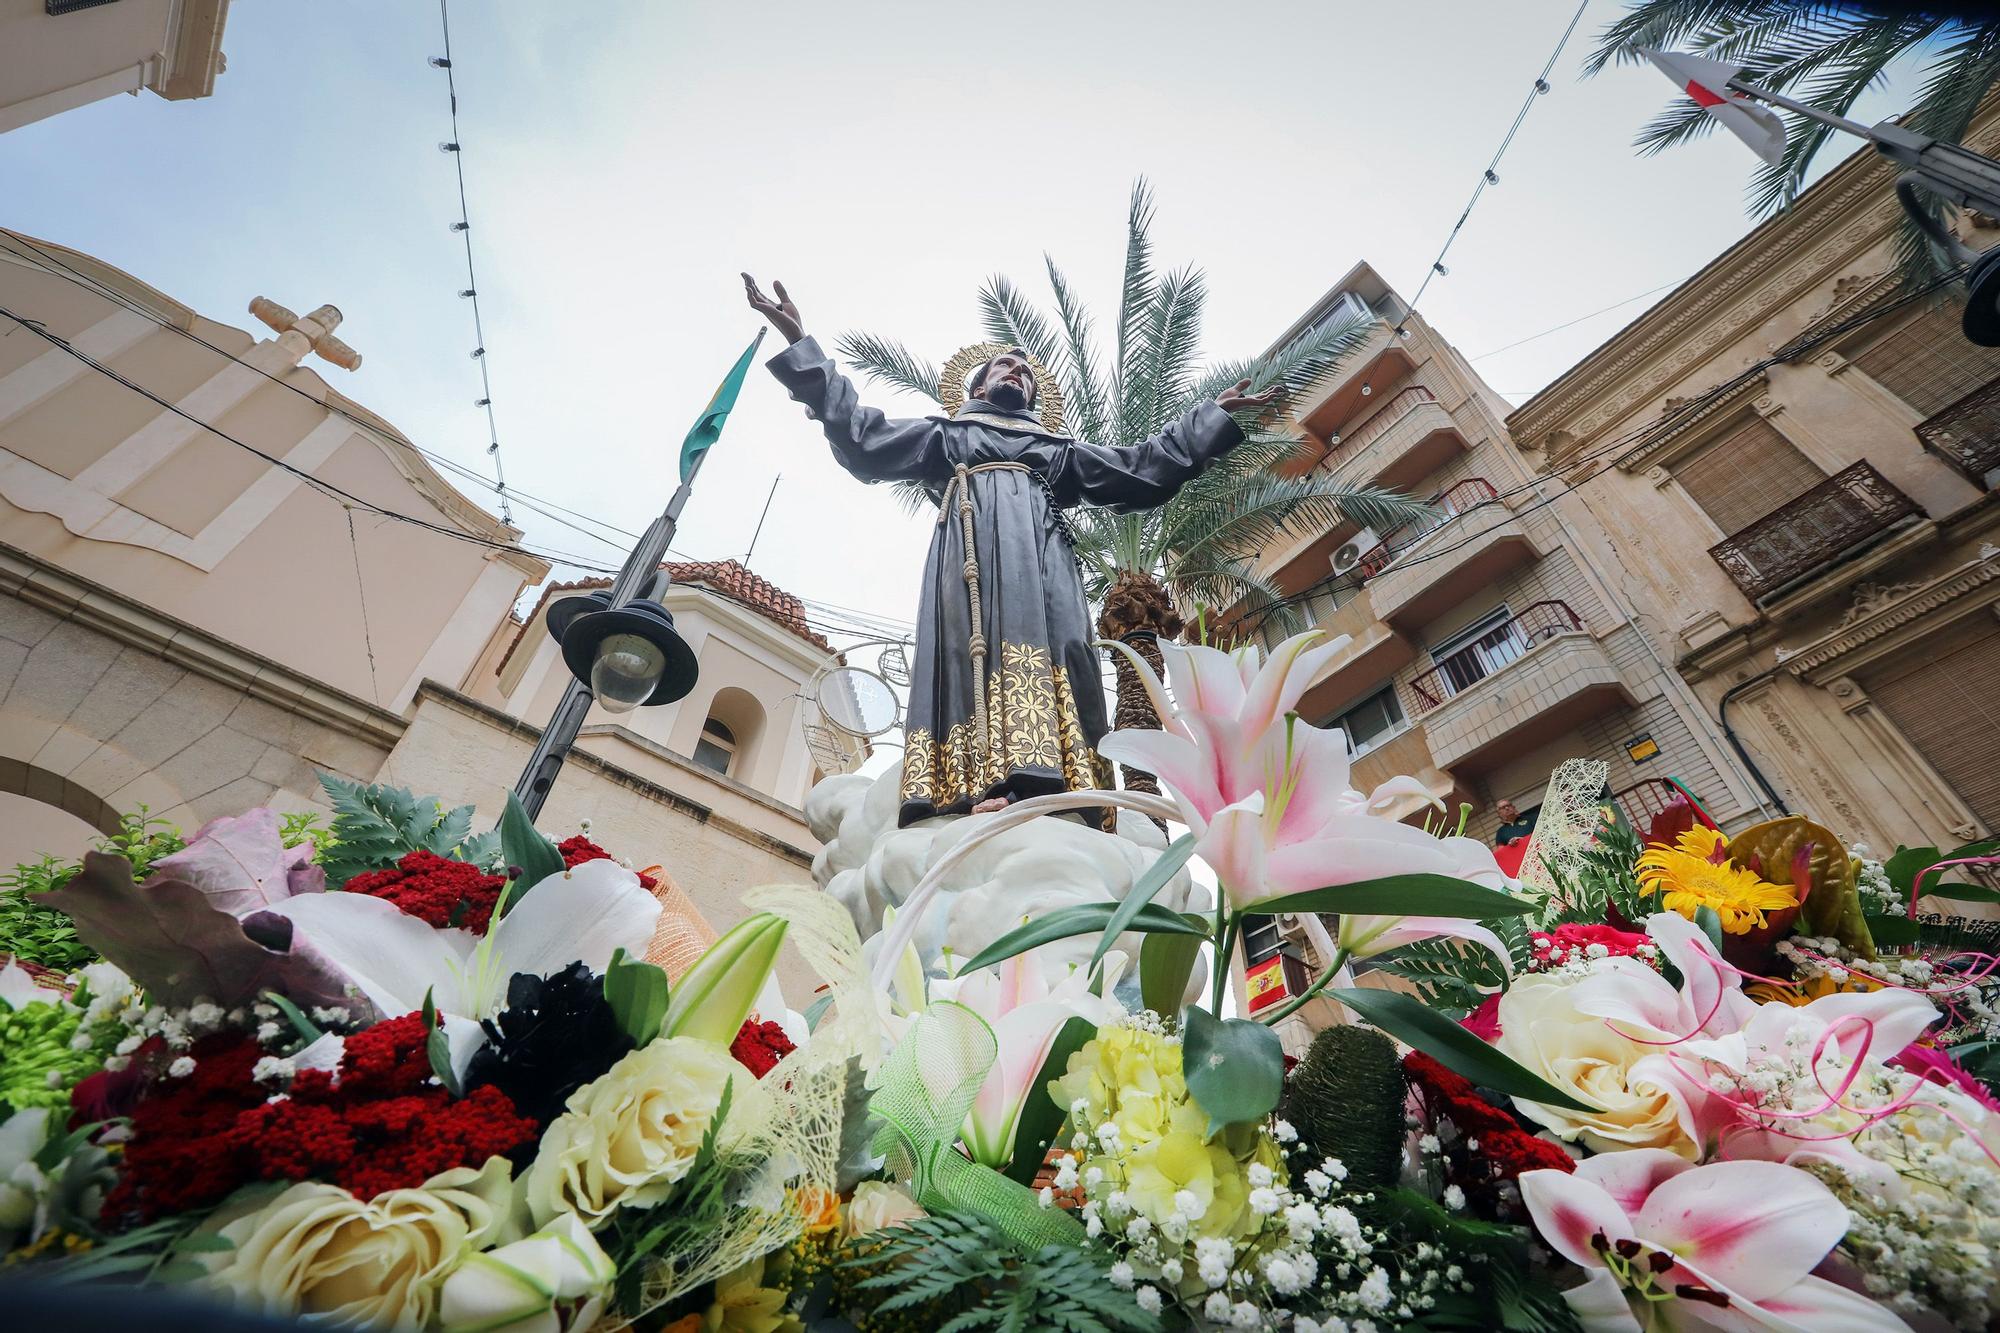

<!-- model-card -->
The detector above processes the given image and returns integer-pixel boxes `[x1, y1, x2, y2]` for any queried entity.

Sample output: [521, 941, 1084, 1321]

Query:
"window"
[1852, 300, 2000, 416]
[1669, 416, 1825, 537]
[1326, 685, 1405, 758]
[1254, 584, 1349, 655]
[691, 718, 736, 776]
[1240, 916, 1284, 965]
[1426, 607, 1529, 698]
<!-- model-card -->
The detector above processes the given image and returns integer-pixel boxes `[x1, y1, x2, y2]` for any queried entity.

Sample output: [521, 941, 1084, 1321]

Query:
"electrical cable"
[1466, 280, 1682, 361]
[431, 0, 511, 522]
[1396, 0, 1592, 331]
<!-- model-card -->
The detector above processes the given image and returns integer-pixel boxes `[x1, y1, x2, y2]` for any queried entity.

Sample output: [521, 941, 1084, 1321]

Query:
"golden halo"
[937, 341, 1067, 435]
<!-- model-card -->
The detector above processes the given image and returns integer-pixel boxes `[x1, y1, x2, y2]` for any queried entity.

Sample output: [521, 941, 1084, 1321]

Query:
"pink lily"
[930, 951, 1122, 1168]
[1520, 1149, 1909, 1331]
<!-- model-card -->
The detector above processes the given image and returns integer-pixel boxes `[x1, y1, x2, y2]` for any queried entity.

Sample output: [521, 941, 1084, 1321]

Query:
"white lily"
[0, 1108, 51, 1249]
[266, 859, 660, 1076]
[0, 961, 53, 1010]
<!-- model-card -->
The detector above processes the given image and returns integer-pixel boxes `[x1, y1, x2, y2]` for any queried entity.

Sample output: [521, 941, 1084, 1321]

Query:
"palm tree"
[835, 180, 1426, 796]
[1586, 2, 2000, 286]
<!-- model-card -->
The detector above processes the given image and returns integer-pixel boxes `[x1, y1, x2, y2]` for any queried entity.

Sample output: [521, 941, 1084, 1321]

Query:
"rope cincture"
[938, 461, 1034, 770]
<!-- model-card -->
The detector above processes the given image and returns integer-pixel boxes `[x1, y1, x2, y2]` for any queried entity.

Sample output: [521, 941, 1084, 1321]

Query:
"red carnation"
[1529, 922, 1656, 971]
[1403, 1051, 1572, 1198]
[343, 850, 507, 933]
[557, 836, 658, 891]
[729, 1019, 795, 1079]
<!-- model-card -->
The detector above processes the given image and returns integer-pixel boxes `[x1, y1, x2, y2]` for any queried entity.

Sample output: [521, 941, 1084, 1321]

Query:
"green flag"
[679, 328, 767, 483]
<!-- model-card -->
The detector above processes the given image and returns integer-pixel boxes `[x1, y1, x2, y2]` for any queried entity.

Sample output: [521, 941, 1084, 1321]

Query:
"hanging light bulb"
[590, 634, 666, 714]
[1434, 262, 1450, 276]
[459, 288, 476, 298]
[429, 56, 452, 68]
[470, 347, 485, 359]
[439, 141, 461, 153]
[450, 221, 470, 232]
[1534, 78, 1550, 94]
[1484, 169, 1500, 184]
[1360, 382, 1372, 397]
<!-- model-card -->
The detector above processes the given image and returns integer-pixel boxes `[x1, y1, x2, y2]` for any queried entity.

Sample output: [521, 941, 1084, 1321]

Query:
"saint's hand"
[741, 273, 805, 344]
[1216, 378, 1279, 414]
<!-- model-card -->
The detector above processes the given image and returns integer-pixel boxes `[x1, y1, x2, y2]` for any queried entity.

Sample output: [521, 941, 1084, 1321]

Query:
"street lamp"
[546, 587, 699, 714]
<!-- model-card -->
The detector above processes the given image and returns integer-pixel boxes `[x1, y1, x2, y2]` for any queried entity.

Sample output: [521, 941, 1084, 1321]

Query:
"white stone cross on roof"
[248, 296, 363, 371]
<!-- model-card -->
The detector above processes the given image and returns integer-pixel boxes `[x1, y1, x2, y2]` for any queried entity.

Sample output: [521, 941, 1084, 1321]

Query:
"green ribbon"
[870, 1001, 1085, 1251]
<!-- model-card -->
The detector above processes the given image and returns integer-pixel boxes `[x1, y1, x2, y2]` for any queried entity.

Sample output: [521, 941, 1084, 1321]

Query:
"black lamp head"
[546, 590, 699, 707]
[1964, 244, 2000, 348]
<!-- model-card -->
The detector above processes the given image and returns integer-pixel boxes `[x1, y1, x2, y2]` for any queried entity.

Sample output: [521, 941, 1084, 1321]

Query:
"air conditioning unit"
[1330, 528, 1379, 576]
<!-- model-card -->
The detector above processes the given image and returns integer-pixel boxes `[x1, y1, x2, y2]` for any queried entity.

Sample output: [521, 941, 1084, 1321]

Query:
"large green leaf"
[1139, 931, 1204, 1017]
[954, 901, 1204, 977]
[1241, 874, 1533, 920]
[1092, 832, 1196, 967]
[498, 790, 566, 913]
[1181, 1004, 1285, 1131]
[603, 947, 671, 1047]
[1331, 986, 1595, 1113]
[1003, 1015, 1098, 1187]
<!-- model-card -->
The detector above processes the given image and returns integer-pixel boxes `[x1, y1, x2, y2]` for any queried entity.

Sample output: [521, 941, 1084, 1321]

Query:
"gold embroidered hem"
[901, 641, 1111, 811]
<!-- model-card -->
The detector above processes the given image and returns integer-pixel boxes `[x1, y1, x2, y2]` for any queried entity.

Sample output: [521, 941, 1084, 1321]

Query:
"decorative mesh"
[1517, 758, 1610, 908]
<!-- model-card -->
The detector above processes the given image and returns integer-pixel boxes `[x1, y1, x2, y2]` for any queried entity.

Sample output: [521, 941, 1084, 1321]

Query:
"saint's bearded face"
[974, 350, 1036, 411]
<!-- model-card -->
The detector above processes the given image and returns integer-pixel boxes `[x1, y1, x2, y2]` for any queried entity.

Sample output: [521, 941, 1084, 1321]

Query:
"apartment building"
[1229, 265, 1766, 1043]
[1506, 115, 2000, 860]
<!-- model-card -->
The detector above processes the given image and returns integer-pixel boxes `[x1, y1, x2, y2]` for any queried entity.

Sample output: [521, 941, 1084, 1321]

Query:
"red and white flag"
[1642, 47, 1788, 167]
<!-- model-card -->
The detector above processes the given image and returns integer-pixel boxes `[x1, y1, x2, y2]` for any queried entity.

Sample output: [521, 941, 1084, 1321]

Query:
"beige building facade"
[1506, 121, 2000, 859]
[0, 0, 228, 134]
[0, 234, 840, 975]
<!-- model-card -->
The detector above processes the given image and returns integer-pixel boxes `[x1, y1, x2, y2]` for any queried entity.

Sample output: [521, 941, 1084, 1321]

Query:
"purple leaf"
[148, 809, 323, 915]
[41, 852, 367, 1015]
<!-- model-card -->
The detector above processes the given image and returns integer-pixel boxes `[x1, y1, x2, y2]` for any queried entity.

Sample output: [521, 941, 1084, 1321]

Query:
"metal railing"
[1707, 461, 1919, 602]
[1915, 377, 2000, 487]
[1357, 478, 1499, 579]
[1322, 385, 1436, 473]
[1407, 600, 1585, 714]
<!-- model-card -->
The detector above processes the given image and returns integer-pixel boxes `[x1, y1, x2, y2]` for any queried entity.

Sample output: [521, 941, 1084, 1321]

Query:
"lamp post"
[510, 468, 705, 821]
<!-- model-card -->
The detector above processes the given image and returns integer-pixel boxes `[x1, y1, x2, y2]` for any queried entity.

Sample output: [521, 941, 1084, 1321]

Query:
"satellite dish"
[816, 665, 900, 738]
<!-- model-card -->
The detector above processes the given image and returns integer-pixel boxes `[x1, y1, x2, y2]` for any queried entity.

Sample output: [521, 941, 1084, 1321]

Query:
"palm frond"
[1133, 264, 1208, 438]
[977, 274, 1064, 371]
[1045, 255, 1111, 443]
[1111, 178, 1159, 439]
[890, 477, 942, 516]
[833, 331, 942, 403]
[1584, 0, 1808, 75]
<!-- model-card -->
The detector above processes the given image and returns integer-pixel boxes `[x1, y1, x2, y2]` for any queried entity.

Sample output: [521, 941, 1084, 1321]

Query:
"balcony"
[1407, 602, 1634, 772]
[1346, 723, 1472, 813]
[1361, 481, 1537, 628]
[1916, 377, 2000, 488]
[1291, 317, 1419, 446]
[1293, 588, 1417, 721]
[1708, 461, 1921, 603]
[1320, 386, 1468, 492]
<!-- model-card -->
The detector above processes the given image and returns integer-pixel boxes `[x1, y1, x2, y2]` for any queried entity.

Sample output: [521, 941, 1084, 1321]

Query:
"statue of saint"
[744, 275, 1273, 827]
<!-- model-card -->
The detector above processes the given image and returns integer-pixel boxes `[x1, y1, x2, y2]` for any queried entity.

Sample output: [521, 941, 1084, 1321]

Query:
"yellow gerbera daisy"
[1636, 826, 1799, 934]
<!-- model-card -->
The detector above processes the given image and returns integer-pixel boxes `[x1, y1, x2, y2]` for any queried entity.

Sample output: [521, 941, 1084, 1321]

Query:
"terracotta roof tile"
[497, 559, 829, 677]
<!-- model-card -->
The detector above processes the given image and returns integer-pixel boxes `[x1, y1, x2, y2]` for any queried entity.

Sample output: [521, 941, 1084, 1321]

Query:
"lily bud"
[662, 912, 789, 1045]
[437, 1211, 612, 1332]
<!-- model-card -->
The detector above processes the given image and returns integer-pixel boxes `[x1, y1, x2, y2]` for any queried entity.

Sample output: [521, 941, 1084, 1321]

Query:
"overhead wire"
[1466, 280, 1682, 361]
[431, 0, 512, 523]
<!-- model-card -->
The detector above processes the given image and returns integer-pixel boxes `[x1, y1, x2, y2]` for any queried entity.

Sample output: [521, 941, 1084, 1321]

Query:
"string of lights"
[1394, 0, 1592, 335]
[430, 0, 511, 523]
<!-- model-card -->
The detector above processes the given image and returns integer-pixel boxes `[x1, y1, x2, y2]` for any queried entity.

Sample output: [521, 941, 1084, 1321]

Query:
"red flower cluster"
[729, 1019, 795, 1079]
[343, 850, 507, 933]
[1404, 1051, 1574, 1188]
[105, 1015, 538, 1223]
[557, 835, 659, 891]
[1529, 922, 1657, 972]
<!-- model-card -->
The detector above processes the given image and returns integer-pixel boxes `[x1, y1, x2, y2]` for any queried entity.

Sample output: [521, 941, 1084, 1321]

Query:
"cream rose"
[526, 1035, 739, 1228]
[844, 1181, 925, 1238]
[1491, 974, 1693, 1157]
[197, 1157, 514, 1328]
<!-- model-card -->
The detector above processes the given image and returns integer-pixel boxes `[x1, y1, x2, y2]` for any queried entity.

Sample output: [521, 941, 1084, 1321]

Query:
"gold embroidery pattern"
[899, 641, 1105, 811]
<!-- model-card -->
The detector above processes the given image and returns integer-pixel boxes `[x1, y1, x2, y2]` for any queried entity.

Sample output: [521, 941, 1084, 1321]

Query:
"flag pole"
[510, 329, 764, 820]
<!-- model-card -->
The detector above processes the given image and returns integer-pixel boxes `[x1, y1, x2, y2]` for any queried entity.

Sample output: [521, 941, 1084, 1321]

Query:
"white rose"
[438, 1210, 613, 1332]
[843, 1180, 926, 1238]
[525, 1036, 738, 1228]
[1492, 974, 1693, 1156]
[197, 1157, 514, 1328]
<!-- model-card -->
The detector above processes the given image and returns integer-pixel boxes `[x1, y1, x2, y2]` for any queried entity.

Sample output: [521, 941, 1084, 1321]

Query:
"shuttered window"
[1852, 301, 2000, 416]
[1670, 416, 1825, 537]
[1864, 611, 2000, 832]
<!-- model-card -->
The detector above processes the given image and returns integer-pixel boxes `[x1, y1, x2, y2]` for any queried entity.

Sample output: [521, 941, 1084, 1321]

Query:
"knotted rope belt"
[936, 461, 1034, 760]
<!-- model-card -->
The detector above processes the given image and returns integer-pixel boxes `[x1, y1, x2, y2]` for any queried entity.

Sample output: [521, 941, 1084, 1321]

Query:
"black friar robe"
[770, 336, 1243, 827]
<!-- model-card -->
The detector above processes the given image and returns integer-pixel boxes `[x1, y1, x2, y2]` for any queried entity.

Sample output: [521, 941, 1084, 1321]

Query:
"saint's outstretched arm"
[1055, 398, 1245, 512]
[766, 336, 946, 484]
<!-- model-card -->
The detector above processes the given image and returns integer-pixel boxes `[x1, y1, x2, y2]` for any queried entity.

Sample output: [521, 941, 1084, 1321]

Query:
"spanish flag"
[679, 328, 766, 483]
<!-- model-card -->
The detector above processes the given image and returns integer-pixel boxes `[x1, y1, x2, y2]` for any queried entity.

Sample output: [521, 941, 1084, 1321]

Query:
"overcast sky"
[1, 0, 1926, 651]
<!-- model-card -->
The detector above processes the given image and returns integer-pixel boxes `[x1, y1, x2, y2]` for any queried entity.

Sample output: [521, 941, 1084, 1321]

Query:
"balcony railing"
[1321, 386, 1436, 473]
[1358, 478, 1499, 579]
[1408, 600, 1584, 714]
[1915, 376, 2000, 486]
[1707, 461, 1919, 602]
